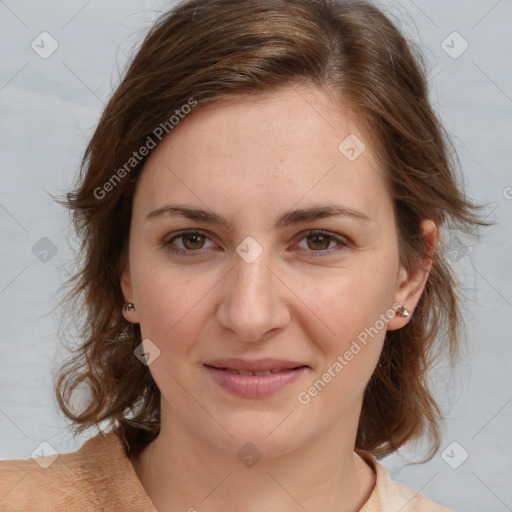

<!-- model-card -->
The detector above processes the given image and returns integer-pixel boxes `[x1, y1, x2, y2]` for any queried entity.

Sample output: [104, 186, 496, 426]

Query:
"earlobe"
[387, 219, 438, 331]
[120, 262, 139, 324]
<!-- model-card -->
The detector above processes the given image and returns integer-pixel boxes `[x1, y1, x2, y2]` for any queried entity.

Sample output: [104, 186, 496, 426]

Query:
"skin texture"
[120, 84, 436, 512]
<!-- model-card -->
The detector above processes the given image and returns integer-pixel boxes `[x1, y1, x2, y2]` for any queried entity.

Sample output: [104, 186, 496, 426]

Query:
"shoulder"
[0, 435, 103, 511]
[0, 429, 156, 512]
[360, 454, 453, 512]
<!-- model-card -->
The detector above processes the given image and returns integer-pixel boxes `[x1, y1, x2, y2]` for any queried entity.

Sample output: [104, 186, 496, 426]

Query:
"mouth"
[204, 366, 307, 376]
[204, 357, 309, 373]
[203, 358, 309, 398]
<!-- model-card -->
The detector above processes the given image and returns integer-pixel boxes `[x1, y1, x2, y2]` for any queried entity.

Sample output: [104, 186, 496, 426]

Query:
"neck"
[129, 402, 375, 512]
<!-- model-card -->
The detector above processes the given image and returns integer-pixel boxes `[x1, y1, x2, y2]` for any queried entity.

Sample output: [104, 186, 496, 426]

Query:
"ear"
[387, 219, 438, 331]
[120, 258, 139, 324]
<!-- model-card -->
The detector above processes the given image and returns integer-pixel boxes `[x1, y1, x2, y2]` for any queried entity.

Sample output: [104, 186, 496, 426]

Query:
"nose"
[216, 246, 290, 343]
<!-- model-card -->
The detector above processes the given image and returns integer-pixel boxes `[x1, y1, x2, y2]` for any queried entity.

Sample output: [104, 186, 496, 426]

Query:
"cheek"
[307, 258, 398, 343]
[302, 256, 398, 398]
[316, 296, 387, 381]
[297, 280, 391, 413]
[132, 261, 218, 354]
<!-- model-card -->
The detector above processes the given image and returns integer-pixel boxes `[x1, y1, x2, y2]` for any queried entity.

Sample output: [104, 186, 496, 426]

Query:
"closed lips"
[204, 360, 309, 398]
[207, 366, 306, 376]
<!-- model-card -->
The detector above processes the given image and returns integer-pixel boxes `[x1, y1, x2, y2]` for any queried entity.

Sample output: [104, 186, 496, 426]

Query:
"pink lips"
[204, 358, 309, 398]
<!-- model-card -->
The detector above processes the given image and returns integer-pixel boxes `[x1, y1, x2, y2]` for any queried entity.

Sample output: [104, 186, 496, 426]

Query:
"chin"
[205, 409, 308, 461]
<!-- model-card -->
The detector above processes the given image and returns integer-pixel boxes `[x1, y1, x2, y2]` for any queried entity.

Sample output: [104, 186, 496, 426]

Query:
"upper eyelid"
[165, 229, 214, 244]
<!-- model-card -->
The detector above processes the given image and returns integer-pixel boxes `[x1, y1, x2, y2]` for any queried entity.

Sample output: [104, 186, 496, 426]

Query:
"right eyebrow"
[145, 204, 231, 228]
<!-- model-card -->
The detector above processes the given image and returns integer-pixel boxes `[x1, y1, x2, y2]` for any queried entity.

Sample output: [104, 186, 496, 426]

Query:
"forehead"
[133, 84, 391, 225]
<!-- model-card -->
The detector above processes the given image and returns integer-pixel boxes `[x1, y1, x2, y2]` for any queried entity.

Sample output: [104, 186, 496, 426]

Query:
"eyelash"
[162, 229, 349, 258]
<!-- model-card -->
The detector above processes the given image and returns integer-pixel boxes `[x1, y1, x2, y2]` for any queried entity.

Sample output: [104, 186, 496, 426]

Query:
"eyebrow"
[145, 203, 370, 230]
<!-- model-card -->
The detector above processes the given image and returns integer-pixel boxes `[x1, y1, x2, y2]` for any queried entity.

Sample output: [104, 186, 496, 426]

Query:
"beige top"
[0, 430, 451, 511]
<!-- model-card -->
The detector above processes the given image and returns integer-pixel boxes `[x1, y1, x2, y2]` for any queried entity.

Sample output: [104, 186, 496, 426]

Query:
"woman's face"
[121, 84, 422, 458]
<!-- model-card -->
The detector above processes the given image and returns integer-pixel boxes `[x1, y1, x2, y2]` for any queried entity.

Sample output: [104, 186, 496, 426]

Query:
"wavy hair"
[53, 0, 486, 460]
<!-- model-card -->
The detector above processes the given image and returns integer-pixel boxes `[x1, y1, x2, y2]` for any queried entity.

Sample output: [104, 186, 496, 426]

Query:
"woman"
[0, 0, 484, 510]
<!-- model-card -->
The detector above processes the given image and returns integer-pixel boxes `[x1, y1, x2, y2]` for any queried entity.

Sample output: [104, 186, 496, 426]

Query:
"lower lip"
[205, 366, 308, 398]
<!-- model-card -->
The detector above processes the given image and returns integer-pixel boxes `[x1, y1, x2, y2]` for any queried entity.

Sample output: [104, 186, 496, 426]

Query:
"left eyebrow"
[144, 203, 370, 230]
[274, 204, 370, 228]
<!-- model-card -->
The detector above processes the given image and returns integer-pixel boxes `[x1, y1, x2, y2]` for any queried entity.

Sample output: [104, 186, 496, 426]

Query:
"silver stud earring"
[397, 305, 410, 317]
[124, 303, 135, 312]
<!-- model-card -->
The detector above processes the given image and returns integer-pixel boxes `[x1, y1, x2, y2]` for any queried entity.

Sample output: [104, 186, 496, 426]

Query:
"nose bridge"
[234, 251, 273, 304]
[217, 243, 287, 342]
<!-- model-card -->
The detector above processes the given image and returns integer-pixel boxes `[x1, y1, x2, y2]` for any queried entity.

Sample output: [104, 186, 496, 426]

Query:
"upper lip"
[204, 358, 308, 372]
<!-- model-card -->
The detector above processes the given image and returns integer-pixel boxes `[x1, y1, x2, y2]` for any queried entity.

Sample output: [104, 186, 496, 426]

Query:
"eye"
[295, 230, 348, 257]
[163, 230, 216, 255]
[162, 229, 349, 258]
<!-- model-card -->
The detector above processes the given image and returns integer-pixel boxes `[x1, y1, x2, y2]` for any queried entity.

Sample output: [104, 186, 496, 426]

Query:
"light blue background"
[1, 1, 511, 510]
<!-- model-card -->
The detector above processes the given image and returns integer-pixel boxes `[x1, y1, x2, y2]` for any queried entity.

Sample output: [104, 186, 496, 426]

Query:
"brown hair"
[54, 0, 486, 460]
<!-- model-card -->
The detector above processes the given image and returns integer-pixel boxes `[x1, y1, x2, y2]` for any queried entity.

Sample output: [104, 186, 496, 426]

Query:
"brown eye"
[295, 230, 348, 258]
[181, 232, 206, 250]
[306, 233, 333, 251]
[163, 230, 216, 255]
